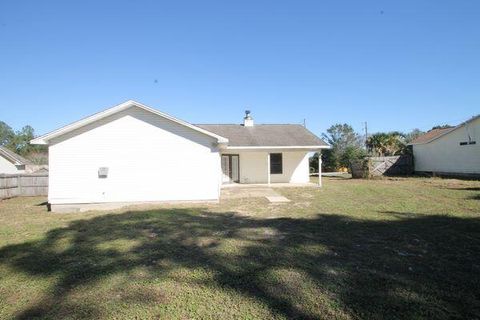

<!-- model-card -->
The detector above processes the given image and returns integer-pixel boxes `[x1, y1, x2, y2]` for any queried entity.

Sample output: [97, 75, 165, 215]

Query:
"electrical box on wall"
[98, 167, 109, 178]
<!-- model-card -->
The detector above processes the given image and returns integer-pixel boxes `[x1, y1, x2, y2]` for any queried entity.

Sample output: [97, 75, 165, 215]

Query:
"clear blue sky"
[1, 0, 479, 138]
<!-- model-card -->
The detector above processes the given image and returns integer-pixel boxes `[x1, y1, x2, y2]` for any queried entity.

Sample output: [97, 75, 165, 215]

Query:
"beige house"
[31, 100, 329, 211]
[409, 115, 479, 176]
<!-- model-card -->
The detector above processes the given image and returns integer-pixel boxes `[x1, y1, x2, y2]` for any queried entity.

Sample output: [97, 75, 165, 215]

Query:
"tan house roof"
[409, 115, 479, 145]
[409, 128, 454, 145]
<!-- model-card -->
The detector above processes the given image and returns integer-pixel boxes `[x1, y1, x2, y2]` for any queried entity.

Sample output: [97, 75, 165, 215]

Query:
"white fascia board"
[132, 101, 229, 143]
[30, 100, 229, 145]
[0, 154, 20, 165]
[0, 150, 23, 165]
[223, 145, 331, 150]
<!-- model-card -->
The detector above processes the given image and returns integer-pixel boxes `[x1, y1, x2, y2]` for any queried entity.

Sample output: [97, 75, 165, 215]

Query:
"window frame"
[269, 153, 283, 174]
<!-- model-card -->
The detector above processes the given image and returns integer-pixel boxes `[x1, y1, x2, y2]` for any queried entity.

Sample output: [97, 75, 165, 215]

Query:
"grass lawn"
[1, 177, 479, 319]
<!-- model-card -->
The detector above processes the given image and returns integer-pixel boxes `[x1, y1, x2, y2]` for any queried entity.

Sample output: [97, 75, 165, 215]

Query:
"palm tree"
[367, 132, 406, 156]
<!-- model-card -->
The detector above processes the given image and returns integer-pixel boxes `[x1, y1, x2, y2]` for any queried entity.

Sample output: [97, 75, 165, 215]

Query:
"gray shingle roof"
[0, 146, 33, 165]
[196, 124, 329, 147]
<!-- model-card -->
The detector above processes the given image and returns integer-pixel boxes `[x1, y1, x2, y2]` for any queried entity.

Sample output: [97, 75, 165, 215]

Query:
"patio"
[220, 182, 317, 203]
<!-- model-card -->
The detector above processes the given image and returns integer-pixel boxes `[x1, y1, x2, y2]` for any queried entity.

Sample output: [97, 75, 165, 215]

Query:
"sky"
[1, 0, 479, 138]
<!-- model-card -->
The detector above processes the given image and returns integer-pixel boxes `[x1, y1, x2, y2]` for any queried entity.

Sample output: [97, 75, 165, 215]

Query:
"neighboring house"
[408, 115, 479, 176]
[31, 100, 329, 211]
[0, 146, 32, 174]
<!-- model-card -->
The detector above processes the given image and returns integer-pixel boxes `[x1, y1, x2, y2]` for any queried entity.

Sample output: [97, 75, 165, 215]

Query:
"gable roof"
[196, 124, 329, 148]
[30, 100, 328, 149]
[409, 115, 480, 145]
[0, 146, 33, 165]
[30, 100, 229, 145]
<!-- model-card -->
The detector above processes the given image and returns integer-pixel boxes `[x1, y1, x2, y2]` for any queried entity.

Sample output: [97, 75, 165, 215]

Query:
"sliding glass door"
[221, 154, 239, 183]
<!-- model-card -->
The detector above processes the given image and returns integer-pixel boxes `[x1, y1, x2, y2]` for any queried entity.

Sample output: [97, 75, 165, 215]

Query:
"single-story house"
[31, 100, 329, 211]
[408, 115, 479, 176]
[0, 146, 33, 174]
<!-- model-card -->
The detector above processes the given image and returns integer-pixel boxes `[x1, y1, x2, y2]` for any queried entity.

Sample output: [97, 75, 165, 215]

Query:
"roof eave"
[0, 149, 30, 165]
[30, 138, 47, 145]
[223, 145, 331, 150]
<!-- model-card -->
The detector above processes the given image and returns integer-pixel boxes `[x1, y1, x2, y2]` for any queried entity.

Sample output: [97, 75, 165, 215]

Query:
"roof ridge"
[196, 123, 304, 126]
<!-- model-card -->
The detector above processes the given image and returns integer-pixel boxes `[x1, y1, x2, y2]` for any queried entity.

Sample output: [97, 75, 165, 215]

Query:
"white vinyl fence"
[0, 173, 48, 199]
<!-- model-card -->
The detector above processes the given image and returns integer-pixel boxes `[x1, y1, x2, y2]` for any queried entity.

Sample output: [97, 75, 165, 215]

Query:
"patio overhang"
[220, 145, 331, 151]
[220, 145, 331, 186]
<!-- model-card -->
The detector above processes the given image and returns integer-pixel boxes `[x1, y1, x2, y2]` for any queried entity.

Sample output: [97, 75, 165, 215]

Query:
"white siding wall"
[231, 151, 310, 184]
[413, 117, 480, 174]
[48, 106, 221, 204]
[238, 151, 268, 183]
[0, 156, 24, 174]
[270, 151, 310, 183]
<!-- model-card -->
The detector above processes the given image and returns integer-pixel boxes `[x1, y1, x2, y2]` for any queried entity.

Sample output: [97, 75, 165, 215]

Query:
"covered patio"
[197, 114, 330, 189]
[220, 147, 325, 187]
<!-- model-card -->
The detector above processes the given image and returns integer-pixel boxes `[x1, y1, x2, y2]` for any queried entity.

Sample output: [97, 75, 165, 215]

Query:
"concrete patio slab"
[221, 186, 291, 203]
[222, 182, 317, 188]
[265, 196, 291, 203]
[221, 187, 278, 199]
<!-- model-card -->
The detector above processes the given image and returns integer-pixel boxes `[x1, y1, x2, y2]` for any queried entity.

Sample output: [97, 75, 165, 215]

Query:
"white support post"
[267, 153, 271, 185]
[318, 152, 322, 187]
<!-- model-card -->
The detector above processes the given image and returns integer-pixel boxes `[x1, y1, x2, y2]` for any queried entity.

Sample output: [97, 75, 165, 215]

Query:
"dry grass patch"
[0, 177, 479, 319]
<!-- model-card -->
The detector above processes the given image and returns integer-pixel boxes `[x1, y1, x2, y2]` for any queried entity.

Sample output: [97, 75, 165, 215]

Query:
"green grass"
[0, 177, 479, 319]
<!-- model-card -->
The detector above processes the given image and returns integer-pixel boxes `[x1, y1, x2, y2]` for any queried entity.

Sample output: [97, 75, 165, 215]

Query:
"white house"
[31, 100, 329, 212]
[0, 146, 32, 174]
[409, 115, 479, 176]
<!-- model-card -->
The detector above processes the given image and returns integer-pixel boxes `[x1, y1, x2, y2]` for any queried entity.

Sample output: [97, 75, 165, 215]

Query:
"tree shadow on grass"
[444, 186, 480, 200]
[456, 187, 480, 191]
[467, 194, 480, 200]
[1, 209, 480, 319]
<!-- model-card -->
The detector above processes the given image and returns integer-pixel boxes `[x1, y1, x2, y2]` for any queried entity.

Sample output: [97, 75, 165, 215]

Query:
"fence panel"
[351, 156, 413, 178]
[0, 173, 48, 199]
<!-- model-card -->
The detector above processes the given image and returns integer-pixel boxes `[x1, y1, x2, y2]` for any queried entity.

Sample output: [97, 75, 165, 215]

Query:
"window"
[270, 153, 283, 174]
